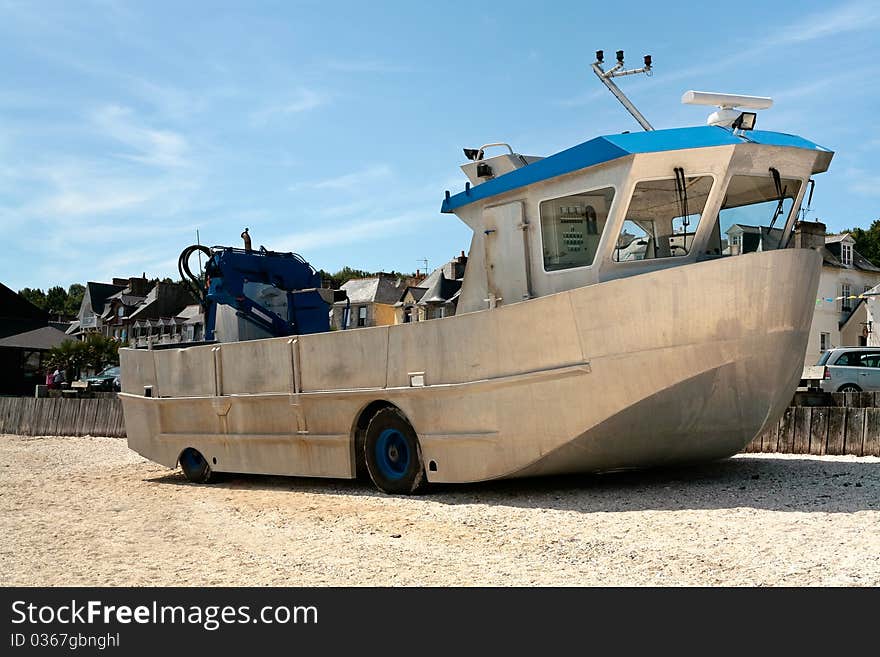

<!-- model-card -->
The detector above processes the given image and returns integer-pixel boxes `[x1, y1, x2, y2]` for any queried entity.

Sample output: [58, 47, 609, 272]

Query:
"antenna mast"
[591, 50, 654, 131]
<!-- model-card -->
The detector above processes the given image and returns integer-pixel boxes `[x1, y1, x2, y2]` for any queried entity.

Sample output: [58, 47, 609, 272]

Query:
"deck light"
[596, 50, 604, 63]
[616, 50, 624, 63]
[731, 111, 757, 131]
[644, 54, 652, 68]
[463, 148, 481, 161]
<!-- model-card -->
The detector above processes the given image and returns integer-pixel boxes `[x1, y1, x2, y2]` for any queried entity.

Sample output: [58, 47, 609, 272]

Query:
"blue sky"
[1, 0, 878, 291]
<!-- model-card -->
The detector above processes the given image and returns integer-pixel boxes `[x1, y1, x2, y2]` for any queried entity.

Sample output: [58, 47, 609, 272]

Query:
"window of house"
[841, 243, 853, 266]
[841, 283, 852, 312]
[820, 332, 829, 352]
[403, 308, 412, 323]
[540, 187, 615, 271]
[613, 175, 713, 262]
[357, 306, 367, 327]
[438, 307, 446, 319]
[717, 174, 802, 255]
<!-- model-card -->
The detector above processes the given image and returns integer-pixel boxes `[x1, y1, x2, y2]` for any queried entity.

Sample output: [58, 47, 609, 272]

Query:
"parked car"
[802, 347, 880, 392]
[85, 365, 121, 392]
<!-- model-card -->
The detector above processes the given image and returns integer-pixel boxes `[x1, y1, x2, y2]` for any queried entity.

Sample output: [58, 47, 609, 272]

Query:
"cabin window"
[613, 175, 713, 262]
[715, 174, 803, 255]
[540, 187, 615, 271]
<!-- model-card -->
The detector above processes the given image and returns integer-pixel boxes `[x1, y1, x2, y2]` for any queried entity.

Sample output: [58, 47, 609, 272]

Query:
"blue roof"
[440, 125, 832, 213]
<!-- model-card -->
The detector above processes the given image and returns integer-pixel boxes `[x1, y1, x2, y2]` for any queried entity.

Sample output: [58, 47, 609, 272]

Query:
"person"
[241, 227, 252, 253]
[52, 368, 65, 388]
[45, 369, 55, 390]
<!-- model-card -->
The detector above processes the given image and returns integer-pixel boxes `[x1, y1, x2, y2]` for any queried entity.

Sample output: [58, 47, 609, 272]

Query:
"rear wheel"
[838, 384, 862, 393]
[179, 448, 215, 483]
[364, 407, 425, 494]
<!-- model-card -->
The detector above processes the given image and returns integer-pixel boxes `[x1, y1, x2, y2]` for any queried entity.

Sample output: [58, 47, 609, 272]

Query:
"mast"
[591, 50, 654, 131]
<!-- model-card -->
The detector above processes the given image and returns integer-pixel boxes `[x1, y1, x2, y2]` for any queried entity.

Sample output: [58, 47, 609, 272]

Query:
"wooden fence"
[0, 395, 879, 455]
[744, 405, 880, 456]
[0, 397, 126, 438]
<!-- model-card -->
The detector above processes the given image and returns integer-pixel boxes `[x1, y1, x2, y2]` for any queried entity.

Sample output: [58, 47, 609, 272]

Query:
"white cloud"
[773, 1, 880, 46]
[553, 88, 606, 108]
[289, 165, 392, 193]
[274, 213, 421, 253]
[250, 88, 328, 125]
[92, 104, 190, 168]
[846, 168, 880, 196]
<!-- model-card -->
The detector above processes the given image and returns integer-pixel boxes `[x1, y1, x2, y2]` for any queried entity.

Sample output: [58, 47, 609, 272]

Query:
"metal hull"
[120, 249, 821, 484]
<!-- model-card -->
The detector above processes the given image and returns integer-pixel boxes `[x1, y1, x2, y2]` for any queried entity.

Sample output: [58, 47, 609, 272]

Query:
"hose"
[177, 244, 213, 311]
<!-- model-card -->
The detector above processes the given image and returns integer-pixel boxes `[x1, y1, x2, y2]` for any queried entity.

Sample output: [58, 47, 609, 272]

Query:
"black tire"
[838, 384, 862, 393]
[364, 407, 426, 494]
[179, 447, 215, 484]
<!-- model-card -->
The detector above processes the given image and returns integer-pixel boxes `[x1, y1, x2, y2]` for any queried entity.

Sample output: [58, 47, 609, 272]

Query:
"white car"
[802, 347, 880, 393]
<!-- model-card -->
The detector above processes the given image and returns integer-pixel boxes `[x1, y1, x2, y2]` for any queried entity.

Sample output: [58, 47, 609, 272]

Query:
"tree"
[45, 286, 69, 316]
[18, 287, 47, 310]
[66, 283, 85, 316]
[845, 219, 880, 267]
[45, 334, 119, 379]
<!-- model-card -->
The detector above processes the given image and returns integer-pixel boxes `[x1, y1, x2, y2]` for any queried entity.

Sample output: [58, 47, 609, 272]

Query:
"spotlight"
[616, 50, 624, 63]
[731, 111, 757, 131]
[463, 148, 481, 161]
[595, 50, 604, 63]
[644, 54, 652, 67]
[476, 162, 493, 178]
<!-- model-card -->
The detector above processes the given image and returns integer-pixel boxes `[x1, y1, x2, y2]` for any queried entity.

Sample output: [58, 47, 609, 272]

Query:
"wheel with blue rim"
[179, 447, 215, 484]
[364, 407, 425, 494]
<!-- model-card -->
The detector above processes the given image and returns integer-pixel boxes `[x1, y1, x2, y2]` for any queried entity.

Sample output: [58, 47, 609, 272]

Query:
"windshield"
[613, 175, 713, 262]
[101, 366, 120, 376]
[714, 174, 802, 255]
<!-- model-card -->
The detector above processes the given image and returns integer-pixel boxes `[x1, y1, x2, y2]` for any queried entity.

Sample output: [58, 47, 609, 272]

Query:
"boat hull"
[120, 249, 821, 484]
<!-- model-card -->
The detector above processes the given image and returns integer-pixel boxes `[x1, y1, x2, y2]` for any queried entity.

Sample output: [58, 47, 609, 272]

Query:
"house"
[417, 271, 462, 320]
[788, 221, 880, 367]
[725, 224, 783, 254]
[127, 282, 199, 346]
[0, 282, 69, 395]
[410, 251, 467, 321]
[394, 286, 428, 323]
[72, 281, 126, 336]
[99, 277, 152, 342]
[331, 275, 414, 329]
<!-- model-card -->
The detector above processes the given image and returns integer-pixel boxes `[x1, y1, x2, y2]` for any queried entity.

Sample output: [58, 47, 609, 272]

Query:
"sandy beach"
[1, 433, 878, 586]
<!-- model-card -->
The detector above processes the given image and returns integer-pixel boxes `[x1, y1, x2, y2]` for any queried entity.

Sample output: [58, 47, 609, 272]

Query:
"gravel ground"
[1, 433, 879, 586]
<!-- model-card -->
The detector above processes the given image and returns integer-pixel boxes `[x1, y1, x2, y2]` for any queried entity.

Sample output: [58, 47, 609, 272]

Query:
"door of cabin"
[483, 201, 530, 307]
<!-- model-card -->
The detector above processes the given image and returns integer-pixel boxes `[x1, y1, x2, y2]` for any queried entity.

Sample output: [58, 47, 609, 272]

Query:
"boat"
[120, 53, 832, 493]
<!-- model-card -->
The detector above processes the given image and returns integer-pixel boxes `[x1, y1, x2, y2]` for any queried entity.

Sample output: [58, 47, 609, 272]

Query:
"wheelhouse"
[442, 126, 832, 314]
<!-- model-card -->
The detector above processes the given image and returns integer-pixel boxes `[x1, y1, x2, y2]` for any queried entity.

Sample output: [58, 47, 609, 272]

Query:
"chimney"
[454, 250, 468, 279]
[791, 219, 826, 251]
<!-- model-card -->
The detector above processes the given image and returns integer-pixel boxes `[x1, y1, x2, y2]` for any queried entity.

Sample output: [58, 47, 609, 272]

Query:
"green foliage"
[45, 334, 119, 375]
[45, 286, 68, 315]
[18, 283, 85, 317]
[66, 283, 85, 316]
[844, 219, 880, 267]
[317, 266, 417, 289]
[18, 287, 47, 310]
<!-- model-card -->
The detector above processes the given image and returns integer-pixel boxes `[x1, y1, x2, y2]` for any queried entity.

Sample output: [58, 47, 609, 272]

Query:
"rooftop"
[441, 126, 833, 213]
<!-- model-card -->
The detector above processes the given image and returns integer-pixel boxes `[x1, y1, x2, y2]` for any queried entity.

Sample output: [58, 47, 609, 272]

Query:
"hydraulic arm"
[179, 244, 345, 341]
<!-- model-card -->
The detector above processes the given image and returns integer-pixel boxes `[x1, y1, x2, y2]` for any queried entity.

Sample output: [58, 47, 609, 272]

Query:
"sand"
[1, 433, 878, 586]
